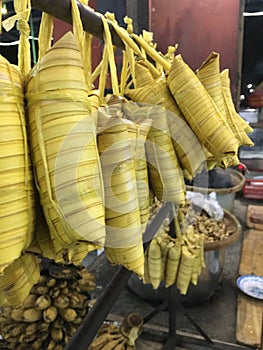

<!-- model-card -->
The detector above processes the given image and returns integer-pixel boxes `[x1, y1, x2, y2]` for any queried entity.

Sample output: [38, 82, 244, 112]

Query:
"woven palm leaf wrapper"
[126, 75, 182, 117]
[220, 69, 254, 147]
[93, 14, 144, 277]
[196, 53, 253, 166]
[122, 33, 205, 181]
[196, 52, 226, 117]
[127, 79, 206, 180]
[0, 55, 36, 274]
[121, 102, 152, 232]
[97, 107, 144, 277]
[196, 51, 232, 169]
[124, 118, 151, 232]
[107, 98, 152, 231]
[0, 253, 40, 307]
[134, 60, 157, 87]
[26, 32, 105, 262]
[145, 105, 185, 204]
[167, 54, 239, 162]
[27, 203, 99, 266]
[192, 51, 232, 170]
[125, 102, 185, 204]
[166, 106, 206, 180]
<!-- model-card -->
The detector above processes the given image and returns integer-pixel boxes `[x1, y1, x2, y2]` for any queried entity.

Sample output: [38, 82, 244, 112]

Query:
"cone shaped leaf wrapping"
[0, 55, 35, 273]
[167, 54, 239, 160]
[26, 32, 106, 261]
[97, 106, 144, 277]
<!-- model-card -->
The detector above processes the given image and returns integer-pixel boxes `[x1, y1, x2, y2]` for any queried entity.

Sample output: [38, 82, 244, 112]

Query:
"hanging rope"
[2, 0, 32, 77]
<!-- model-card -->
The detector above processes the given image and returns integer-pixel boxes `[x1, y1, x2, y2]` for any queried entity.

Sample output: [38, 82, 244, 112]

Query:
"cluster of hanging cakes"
[0, 0, 253, 312]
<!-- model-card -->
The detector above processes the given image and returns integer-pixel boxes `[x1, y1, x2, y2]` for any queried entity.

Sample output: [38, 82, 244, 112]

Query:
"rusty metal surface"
[150, 0, 243, 101]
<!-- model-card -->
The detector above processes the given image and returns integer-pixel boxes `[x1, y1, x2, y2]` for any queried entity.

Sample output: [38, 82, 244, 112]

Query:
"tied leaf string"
[2, 0, 32, 77]
[79, 0, 94, 90]
[38, 12, 54, 62]
[101, 14, 119, 97]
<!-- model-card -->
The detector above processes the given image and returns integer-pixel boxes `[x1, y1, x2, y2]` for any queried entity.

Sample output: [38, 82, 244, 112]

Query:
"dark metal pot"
[127, 210, 241, 304]
[127, 248, 225, 304]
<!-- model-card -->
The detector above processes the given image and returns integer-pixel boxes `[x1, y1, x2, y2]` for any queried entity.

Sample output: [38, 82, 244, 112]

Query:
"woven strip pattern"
[167, 54, 239, 159]
[26, 33, 105, 261]
[0, 55, 35, 273]
[97, 108, 144, 277]
[0, 253, 40, 307]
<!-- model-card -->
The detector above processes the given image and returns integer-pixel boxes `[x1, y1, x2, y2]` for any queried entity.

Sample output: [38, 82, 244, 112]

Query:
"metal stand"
[65, 202, 173, 350]
[163, 285, 178, 349]
[142, 285, 214, 349]
[64, 265, 132, 350]
[65, 202, 218, 350]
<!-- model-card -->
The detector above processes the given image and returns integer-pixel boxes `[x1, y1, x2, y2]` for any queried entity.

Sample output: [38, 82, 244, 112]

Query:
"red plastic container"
[247, 90, 263, 108]
[243, 179, 263, 199]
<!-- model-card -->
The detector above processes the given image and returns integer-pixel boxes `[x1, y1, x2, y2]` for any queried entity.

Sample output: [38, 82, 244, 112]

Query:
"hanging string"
[37, 12, 54, 62]
[71, 0, 94, 89]
[2, 0, 32, 77]
[70, 0, 84, 60]
[79, 0, 93, 90]
[101, 14, 119, 97]
[14, 0, 31, 77]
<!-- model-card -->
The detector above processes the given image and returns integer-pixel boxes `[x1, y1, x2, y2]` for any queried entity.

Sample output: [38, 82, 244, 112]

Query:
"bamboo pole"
[31, 0, 168, 70]
[31, 0, 125, 49]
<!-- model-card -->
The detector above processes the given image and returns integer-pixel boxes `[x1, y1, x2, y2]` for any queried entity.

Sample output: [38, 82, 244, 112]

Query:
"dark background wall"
[149, 0, 243, 104]
[0, 0, 262, 107]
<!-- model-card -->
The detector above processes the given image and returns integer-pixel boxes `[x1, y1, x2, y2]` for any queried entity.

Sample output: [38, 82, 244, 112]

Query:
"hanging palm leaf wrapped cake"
[196, 52, 253, 151]
[0, 55, 36, 273]
[196, 52, 226, 117]
[97, 108, 144, 277]
[26, 32, 106, 262]
[220, 69, 254, 146]
[167, 54, 239, 163]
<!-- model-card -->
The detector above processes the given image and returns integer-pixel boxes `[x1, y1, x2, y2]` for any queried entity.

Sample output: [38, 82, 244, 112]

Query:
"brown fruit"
[35, 295, 52, 310]
[43, 305, 58, 323]
[23, 308, 43, 322]
[59, 308, 77, 322]
[53, 295, 70, 309]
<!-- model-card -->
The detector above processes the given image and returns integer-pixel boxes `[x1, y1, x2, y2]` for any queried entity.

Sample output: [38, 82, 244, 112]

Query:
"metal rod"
[173, 297, 214, 345]
[168, 285, 177, 338]
[143, 202, 173, 248]
[64, 265, 132, 350]
[143, 300, 168, 324]
[168, 204, 176, 238]
[31, 0, 125, 49]
[163, 284, 177, 349]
